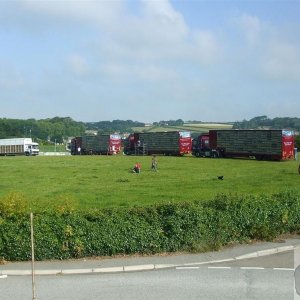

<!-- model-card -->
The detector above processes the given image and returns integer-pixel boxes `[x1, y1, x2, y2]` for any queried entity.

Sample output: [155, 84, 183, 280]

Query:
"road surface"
[1, 251, 299, 300]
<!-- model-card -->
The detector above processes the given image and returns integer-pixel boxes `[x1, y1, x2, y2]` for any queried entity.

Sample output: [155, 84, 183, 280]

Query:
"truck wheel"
[211, 151, 219, 158]
[195, 152, 200, 157]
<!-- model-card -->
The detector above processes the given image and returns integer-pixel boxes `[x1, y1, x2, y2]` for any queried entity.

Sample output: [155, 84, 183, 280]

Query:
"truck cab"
[192, 134, 211, 157]
[25, 142, 39, 156]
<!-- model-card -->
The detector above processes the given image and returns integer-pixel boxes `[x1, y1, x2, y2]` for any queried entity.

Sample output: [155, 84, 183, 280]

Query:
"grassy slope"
[131, 123, 233, 133]
[0, 155, 299, 211]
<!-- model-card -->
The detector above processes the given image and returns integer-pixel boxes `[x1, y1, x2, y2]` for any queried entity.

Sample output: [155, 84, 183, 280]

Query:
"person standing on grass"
[151, 155, 157, 171]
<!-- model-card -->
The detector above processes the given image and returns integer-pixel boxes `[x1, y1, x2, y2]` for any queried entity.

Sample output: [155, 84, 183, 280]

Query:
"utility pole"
[30, 213, 37, 300]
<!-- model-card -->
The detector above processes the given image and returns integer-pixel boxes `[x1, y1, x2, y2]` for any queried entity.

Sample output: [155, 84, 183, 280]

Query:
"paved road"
[1, 237, 299, 299]
[0, 260, 296, 300]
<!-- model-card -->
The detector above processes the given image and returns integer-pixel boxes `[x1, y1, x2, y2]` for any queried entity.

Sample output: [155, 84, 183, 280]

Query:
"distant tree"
[85, 120, 145, 133]
[295, 135, 300, 150]
[157, 119, 184, 127]
[0, 117, 85, 143]
[233, 116, 300, 132]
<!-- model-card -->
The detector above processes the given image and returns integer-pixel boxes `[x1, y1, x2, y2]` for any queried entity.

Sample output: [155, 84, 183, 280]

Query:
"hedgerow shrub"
[0, 191, 299, 261]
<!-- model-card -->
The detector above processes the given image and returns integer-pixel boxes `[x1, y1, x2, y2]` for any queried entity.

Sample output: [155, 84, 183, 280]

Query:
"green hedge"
[0, 191, 299, 261]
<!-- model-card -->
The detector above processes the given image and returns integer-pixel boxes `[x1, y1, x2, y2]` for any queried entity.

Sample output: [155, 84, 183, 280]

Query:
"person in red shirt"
[133, 162, 141, 173]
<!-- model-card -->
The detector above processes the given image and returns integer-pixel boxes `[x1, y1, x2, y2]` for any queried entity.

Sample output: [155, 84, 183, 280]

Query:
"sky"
[0, 0, 300, 123]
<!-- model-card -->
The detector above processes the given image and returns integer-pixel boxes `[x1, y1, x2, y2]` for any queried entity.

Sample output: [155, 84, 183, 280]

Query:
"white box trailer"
[0, 138, 39, 156]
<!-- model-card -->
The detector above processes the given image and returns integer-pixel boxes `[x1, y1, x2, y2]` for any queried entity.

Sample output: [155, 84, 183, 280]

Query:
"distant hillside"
[128, 123, 233, 140]
[233, 116, 300, 132]
[85, 120, 145, 134]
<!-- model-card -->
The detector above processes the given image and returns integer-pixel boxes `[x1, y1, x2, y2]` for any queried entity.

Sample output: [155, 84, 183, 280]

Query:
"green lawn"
[39, 144, 67, 152]
[0, 155, 299, 211]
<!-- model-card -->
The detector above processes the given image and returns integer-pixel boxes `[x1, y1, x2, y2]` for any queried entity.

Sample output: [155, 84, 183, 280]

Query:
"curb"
[0, 244, 298, 276]
[235, 245, 295, 260]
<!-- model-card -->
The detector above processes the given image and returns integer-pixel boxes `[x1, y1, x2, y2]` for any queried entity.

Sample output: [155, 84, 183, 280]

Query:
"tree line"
[233, 116, 300, 131]
[0, 117, 86, 144]
[85, 119, 184, 132]
[85, 120, 145, 134]
[0, 118, 146, 143]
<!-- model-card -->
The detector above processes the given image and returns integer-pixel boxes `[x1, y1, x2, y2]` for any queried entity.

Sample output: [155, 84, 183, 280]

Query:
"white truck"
[0, 138, 39, 156]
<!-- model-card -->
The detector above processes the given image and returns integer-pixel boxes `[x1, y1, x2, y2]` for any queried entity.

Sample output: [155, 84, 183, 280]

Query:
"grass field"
[0, 155, 299, 211]
[183, 123, 233, 128]
[39, 144, 67, 152]
[131, 123, 233, 133]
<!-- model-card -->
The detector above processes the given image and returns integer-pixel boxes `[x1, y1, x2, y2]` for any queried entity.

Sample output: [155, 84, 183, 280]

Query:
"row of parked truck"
[0, 129, 295, 161]
[69, 129, 296, 161]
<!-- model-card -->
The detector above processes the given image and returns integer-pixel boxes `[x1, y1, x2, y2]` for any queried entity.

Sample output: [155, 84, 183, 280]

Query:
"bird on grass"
[217, 176, 224, 180]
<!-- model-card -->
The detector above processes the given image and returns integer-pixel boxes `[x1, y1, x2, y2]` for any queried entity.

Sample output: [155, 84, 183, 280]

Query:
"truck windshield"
[282, 130, 294, 137]
[179, 131, 191, 138]
[110, 134, 121, 140]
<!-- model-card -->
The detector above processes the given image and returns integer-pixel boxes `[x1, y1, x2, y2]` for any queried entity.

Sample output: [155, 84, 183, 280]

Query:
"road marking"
[208, 267, 231, 269]
[0, 275, 8, 279]
[240, 267, 265, 270]
[175, 266, 295, 272]
[176, 267, 200, 270]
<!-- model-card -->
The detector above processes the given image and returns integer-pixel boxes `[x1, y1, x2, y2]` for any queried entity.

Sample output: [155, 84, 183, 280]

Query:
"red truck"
[192, 129, 295, 161]
[71, 134, 121, 155]
[124, 131, 192, 156]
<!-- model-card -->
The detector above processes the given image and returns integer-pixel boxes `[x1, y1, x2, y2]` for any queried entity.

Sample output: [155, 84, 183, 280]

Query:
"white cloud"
[262, 41, 300, 81]
[20, 0, 220, 65]
[100, 63, 126, 78]
[99, 62, 177, 83]
[141, 0, 188, 37]
[67, 54, 89, 76]
[190, 30, 221, 63]
[234, 13, 262, 46]
[21, 0, 124, 27]
[130, 64, 177, 81]
[231, 12, 300, 82]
